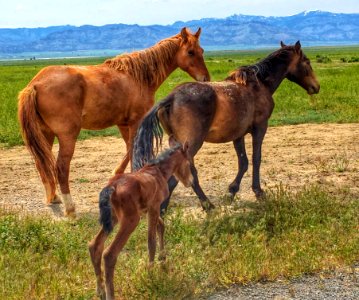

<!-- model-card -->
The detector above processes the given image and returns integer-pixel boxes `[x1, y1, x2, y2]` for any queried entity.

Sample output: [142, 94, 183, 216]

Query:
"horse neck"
[104, 35, 181, 91]
[147, 38, 181, 90]
[257, 54, 292, 95]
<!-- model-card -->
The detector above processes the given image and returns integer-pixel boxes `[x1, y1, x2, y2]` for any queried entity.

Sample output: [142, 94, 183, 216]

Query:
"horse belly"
[205, 92, 254, 143]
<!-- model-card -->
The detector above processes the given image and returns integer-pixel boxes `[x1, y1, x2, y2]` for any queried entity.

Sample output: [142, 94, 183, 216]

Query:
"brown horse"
[18, 27, 209, 216]
[88, 141, 192, 300]
[132, 41, 320, 213]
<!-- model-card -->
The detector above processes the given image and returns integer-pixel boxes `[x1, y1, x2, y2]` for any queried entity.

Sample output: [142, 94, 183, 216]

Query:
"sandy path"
[0, 123, 358, 218]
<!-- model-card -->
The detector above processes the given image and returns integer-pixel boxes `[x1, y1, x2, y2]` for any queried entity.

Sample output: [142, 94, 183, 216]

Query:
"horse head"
[283, 41, 320, 95]
[175, 27, 210, 82]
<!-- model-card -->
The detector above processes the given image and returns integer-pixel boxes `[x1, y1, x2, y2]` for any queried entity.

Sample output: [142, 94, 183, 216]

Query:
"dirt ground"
[0, 123, 358, 218]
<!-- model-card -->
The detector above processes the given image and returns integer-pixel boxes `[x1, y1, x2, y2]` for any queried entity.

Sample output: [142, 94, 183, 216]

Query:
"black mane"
[226, 46, 297, 84]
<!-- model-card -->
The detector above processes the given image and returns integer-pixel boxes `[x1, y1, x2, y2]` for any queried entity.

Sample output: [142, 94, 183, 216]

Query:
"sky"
[1, 0, 358, 28]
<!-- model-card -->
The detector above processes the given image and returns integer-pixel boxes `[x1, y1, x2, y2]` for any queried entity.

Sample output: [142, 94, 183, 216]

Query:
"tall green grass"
[1, 46, 359, 147]
[1, 185, 358, 299]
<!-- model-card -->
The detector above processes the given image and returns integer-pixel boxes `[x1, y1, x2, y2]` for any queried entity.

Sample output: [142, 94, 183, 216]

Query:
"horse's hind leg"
[228, 137, 249, 198]
[89, 228, 110, 300]
[190, 163, 215, 211]
[113, 124, 138, 174]
[57, 133, 79, 216]
[38, 128, 62, 204]
[103, 213, 140, 300]
[251, 125, 267, 199]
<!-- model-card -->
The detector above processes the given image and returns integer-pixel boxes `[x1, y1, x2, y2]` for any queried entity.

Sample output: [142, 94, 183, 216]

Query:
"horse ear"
[280, 41, 286, 48]
[295, 40, 301, 52]
[181, 27, 188, 43]
[195, 27, 201, 38]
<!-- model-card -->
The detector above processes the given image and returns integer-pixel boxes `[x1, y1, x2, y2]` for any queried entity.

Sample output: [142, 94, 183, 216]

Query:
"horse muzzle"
[307, 84, 320, 95]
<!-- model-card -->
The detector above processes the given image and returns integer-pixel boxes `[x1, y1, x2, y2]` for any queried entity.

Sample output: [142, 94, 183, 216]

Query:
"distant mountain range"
[0, 11, 358, 57]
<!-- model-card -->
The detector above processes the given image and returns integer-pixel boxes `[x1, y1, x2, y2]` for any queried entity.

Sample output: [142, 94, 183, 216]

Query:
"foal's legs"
[103, 213, 140, 300]
[57, 132, 79, 216]
[89, 217, 118, 300]
[228, 137, 249, 198]
[89, 228, 110, 300]
[157, 217, 166, 261]
[148, 208, 160, 263]
[251, 125, 267, 198]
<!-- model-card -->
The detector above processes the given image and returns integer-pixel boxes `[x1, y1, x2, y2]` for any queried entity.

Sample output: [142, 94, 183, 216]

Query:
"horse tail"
[99, 186, 115, 233]
[18, 85, 57, 193]
[132, 94, 174, 170]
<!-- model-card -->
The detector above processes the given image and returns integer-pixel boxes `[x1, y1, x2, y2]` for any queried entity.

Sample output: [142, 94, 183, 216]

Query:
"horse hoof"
[223, 193, 235, 204]
[254, 189, 266, 200]
[65, 206, 77, 219]
[228, 184, 239, 196]
[46, 194, 62, 205]
[202, 200, 215, 212]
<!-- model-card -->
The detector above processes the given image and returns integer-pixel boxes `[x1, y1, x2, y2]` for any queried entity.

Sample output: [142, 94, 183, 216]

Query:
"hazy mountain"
[0, 11, 358, 56]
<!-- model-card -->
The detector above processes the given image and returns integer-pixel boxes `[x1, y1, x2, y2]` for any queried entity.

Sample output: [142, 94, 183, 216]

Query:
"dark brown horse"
[89, 141, 192, 300]
[18, 27, 209, 216]
[132, 41, 320, 213]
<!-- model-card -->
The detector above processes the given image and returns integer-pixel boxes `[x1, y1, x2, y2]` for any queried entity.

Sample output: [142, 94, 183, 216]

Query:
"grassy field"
[1, 46, 359, 146]
[0, 185, 358, 299]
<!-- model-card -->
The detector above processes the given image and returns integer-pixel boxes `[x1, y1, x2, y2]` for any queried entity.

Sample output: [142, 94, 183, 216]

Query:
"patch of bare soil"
[0, 123, 358, 218]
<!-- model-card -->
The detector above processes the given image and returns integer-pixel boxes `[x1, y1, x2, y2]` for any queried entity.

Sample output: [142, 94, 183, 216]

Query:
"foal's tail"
[18, 86, 57, 194]
[99, 186, 115, 233]
[132, 94, 174, 171]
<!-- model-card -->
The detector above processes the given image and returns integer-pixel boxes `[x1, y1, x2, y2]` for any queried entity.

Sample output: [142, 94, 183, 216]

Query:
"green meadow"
[1, 46, 359, 146]
[0, 47, 358, 299]
[1, 186, 358, 299]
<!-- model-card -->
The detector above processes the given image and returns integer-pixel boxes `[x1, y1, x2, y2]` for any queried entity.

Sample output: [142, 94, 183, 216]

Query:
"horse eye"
[188, 50, 195, 56]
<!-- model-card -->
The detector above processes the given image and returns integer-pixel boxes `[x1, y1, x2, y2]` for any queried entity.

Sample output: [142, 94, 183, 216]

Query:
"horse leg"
[190, 163, 215, 211]
[89, 217, 118, 300]
[103, 213, 140, 300]
[113, 126, 130, 175]
[57, 133, 79, 217]
[147, 208, 160, 264]
[89, 228, 110, 300]
[228, 137, 249, 198]
[38, 128, 62, 204]
[251, 125, 268, 199]
[113, 124, 138, 174]
[157, 217, 166, 261]
[160, 176, 179, 216]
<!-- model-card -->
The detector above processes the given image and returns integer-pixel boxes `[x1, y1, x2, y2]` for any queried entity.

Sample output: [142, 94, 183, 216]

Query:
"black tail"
[132, 94, 174, 171]
[99, 186, 115, 233]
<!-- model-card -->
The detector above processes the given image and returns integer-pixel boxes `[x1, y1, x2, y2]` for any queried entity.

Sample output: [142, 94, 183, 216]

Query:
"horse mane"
[103, 35, 181, 87]
[147, 143, 182, 167]
[226, 46, 297, 85]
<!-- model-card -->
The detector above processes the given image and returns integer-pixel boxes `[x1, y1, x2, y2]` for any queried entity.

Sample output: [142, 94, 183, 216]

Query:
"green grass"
[1, 185, 358, 299]
[1, 46, 359, 147]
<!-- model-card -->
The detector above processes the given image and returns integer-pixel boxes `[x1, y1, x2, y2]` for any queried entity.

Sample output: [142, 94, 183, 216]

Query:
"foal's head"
[175, 27, 210, 82]
[282, 41, 320, 95]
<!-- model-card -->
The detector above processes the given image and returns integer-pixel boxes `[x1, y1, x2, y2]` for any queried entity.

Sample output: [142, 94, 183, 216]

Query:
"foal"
[89, 141, 192, 300]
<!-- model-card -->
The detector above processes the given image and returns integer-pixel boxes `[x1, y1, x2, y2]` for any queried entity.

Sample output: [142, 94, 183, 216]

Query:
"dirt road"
[1, 123, 358, 217]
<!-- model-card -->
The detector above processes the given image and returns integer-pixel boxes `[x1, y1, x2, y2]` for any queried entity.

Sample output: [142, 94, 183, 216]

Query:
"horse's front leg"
[251, 125, 268, 199]
[228, 136, 249, 198]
